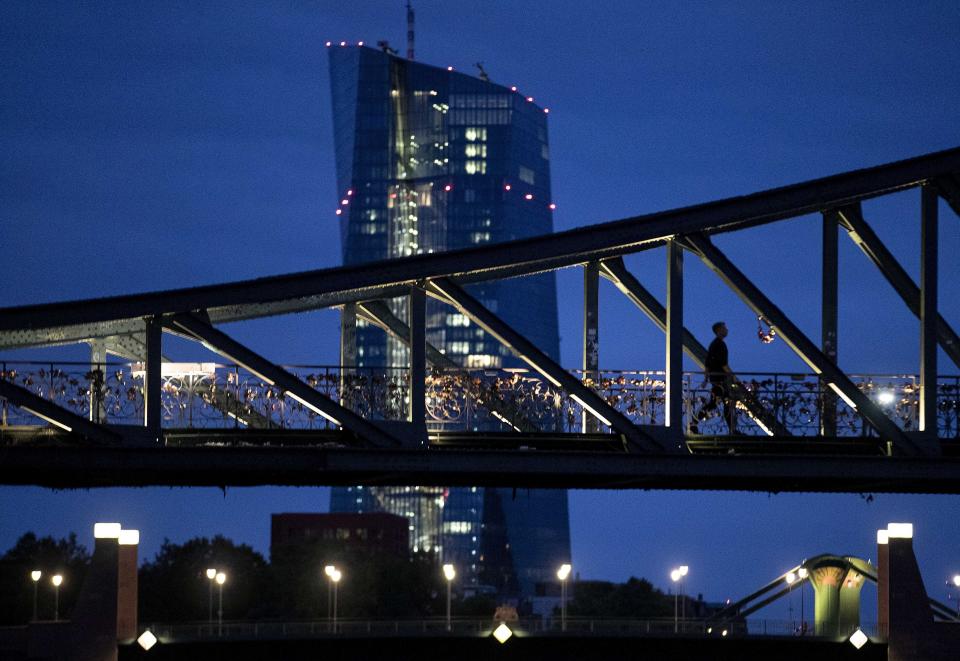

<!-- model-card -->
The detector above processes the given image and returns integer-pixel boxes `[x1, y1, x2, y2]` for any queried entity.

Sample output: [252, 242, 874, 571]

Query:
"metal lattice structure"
[2, 147, 960, 490]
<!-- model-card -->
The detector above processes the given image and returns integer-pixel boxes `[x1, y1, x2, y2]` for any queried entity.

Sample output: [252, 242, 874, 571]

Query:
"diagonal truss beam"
[933, 174, 960, 218]
[426, 278, 674, 454]
[165, 313, 403, 448]
[357, 300, 457, 368]
[837, 203, 960, 369]
[358, 300, 540, 433]
[0, 379, 120, 445]
[682, 233, 923, 456]
[599, 257, 788, 436]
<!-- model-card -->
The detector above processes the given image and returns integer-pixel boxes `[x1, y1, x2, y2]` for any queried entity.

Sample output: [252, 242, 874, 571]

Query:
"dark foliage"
[138, 535, 269, 623]
[0, 532, 91, 624]
[565, 577, 673, 618]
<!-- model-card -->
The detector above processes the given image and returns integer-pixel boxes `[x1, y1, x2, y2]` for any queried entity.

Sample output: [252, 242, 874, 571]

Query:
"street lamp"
[51, 574, 63, 622]
[215, 572, 226, 636]
[331, 569, 342, 633]
[30, 571, 41, 621]
[670, 568, 683, 633]
[324, 565, 337, 624]
[797, 566, 809, 635]
[205, 568, 217, 626]
[443, 564, 456, 632]
[785, 571, 797, 631]
[557, 563, 572, 632]
[678, 565, 688, 622]
[950, 575, 960, 618]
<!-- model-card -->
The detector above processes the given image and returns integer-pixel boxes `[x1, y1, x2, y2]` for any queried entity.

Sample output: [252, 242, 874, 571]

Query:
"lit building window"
[470, 232, 491, 244]
[464, 127, 487, 142]
[447, 313, 470, 327]
[519, 166, 535, 185]
[443, 521, 473, 534]
[466, 354, 499, 368]
[449, 342, 470, 354]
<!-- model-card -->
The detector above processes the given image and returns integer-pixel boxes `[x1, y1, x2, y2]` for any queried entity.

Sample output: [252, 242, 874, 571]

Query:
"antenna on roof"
[406, 1, 415, 60]
[475, 62, 489, 82]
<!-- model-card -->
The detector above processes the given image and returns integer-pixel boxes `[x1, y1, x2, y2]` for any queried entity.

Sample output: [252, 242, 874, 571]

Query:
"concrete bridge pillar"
[807, 558, 866, 638]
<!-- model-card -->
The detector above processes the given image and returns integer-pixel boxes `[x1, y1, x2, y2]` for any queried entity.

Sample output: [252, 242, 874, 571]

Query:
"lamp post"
[443, 564, 456, 632]
[51, 574, 63, 622]
[670, 568, 681, 633]
[785, 571, 797, 632]
[215, 572, 226, 636]
[331, 569, 342, 633]
[678, 565, 688, 623]
[797, 566, 808, 635]
[557, 563, 571, 632]
[324, 565, 336, 624]
[205, 568, 217, 627]
[952, 575, 960, 618]
[30, 571, 41, 621]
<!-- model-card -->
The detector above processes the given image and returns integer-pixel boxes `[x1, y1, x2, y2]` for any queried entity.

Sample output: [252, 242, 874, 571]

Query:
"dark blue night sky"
[1, 2, 959, 618]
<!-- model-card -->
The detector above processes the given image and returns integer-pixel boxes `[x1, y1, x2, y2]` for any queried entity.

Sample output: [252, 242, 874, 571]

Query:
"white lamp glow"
[31, 570, 41, 582]
[137, 629, 158, 651]
[849, 628, 868, 649]
[887, 523, 913, 539]
[94, 523, 121, 539]
[206, 568, 216, 580]
[443, 564, 456, 581]
[119, 529, 139, 546]
[493, 623, 513, 644]
[557, 563, 571, 581]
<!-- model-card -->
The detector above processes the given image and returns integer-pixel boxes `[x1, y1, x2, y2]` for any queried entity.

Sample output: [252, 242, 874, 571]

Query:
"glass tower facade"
[328, 44, 569, 598]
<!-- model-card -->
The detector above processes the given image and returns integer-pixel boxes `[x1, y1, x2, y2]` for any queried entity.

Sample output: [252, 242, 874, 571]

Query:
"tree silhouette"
[0, 532, 91, 624]
[138, 535, 268, 622]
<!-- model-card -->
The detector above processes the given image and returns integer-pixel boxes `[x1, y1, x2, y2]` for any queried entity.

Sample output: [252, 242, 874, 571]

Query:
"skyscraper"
[327, 43, 569, 598]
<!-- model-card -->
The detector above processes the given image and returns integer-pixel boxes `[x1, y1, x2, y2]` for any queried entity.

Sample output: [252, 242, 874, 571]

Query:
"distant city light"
[358, 41, 364, 46]
[877, 390, 895, 405]
[347, 189, 353, 196]
[340, 41, 346, 47]
[549, 203, 556, 210]
[544, 108, 550, 113]
[444, 184, 453, 192]
[526, 96, 534, 102]
[510, 86, 517, 91]
[524, 193, 533, 200]
[504, 184, 511, 191]
[952, 574, 960, 587]
[325, 41, 332, 47]
[335, 209, 342, 216]
[447, 66, 454, 71]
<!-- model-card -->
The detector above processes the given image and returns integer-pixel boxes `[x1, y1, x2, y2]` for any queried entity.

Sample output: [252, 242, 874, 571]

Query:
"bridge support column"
[144, 316, 162, 445]
[665, 241, 684, 440]
[582, 262, 599, 433]
[920, 186, 938, 437]
[821, 212, 838, 437]
[408, 286, 426, 434]
[339, 303, 357, 407]
[89, 339, 107, 424]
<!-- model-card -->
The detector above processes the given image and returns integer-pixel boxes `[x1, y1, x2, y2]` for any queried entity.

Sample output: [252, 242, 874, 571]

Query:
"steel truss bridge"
[2, 148, 960, 492]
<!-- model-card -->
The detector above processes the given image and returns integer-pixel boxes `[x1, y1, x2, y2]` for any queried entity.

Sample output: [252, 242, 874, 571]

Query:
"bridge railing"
[141, 616, 881, 641]
[1, 360, 958, 439]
